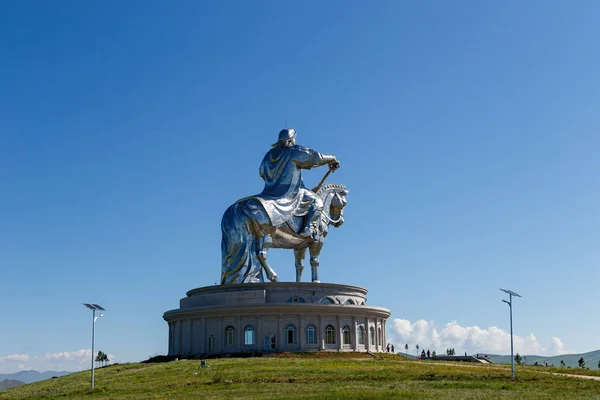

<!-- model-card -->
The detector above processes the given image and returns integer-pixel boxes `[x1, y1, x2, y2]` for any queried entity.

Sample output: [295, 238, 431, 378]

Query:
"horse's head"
[317, 184, 348, 229]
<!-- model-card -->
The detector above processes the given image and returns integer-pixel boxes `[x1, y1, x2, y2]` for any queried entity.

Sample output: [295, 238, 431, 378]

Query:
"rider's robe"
[255, 144, 333, 227]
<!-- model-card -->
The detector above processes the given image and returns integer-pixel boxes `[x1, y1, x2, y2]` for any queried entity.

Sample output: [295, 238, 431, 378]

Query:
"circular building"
[163, 282, 391, 355]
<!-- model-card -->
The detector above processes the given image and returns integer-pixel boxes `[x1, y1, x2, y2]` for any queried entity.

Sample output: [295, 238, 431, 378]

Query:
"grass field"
[2, 353, 599, 399]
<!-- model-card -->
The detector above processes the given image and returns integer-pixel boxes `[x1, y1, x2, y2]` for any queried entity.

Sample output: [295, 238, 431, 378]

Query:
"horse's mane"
[317, 183, 347, 197]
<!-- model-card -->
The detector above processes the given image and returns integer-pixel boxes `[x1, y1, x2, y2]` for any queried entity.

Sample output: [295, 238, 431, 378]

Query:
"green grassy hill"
[1, 353, 599, 399]
[488, 349, 600, 369]
[0, 380, 25, 391]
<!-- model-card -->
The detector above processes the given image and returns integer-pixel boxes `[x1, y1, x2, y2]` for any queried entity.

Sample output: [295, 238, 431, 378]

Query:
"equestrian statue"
[221, 128, 347, 284]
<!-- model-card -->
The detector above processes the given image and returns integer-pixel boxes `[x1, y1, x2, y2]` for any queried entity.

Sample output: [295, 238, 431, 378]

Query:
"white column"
[374, 319, 379, 352]
[258, 315, 263, 352]
[337, 316, 343, 351]
[238, 316, 243, 352]
[200, 317, 206, 353]
[188, 319, 193, 354]
[174, 320, 181, 354]
[364, 317, 369, 351]
[219, 317, 224, 353]
[278, 314, 283, 350]
[319, 315, 325, 350]
[298, 314, 304, 350]
[383, 319, 387, 351]
[352, 317, 358, 351]
[168, 322, 173, 355]
[203, 317, 208, 353]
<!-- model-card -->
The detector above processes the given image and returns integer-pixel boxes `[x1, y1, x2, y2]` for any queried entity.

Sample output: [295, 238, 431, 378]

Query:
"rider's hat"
[273, 128, 296, 146]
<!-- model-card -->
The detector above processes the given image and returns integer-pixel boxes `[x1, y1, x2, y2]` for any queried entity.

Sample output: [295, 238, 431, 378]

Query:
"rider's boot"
[300, 209, 321, 240]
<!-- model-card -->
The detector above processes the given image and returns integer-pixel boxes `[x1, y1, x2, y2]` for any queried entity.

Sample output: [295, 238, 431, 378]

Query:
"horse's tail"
[220, 200, 263, 284]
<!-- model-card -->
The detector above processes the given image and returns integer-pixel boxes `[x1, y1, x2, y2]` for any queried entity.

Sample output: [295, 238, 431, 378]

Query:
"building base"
[163, 282, 391, 355]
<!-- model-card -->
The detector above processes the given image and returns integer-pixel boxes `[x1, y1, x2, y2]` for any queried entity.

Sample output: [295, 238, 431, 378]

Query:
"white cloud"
[0, 349, 117, 374]
[550, 337, 567, 354]
[45, 349, 91, 362]
[388, 319, 568, 356]
[0, 354, 31, 362]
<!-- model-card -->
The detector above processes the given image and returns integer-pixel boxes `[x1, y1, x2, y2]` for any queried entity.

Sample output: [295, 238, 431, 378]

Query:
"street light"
[500, 289, 521, 378]
[83, 303, 105, 389]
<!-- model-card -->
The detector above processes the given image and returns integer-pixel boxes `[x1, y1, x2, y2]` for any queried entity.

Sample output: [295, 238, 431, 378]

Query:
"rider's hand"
[329, 159, 340, 171]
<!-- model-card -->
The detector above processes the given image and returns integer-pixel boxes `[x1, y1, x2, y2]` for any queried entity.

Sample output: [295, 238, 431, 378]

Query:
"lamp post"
[83, 303, 105, 389]
[500, 289, 521, 378]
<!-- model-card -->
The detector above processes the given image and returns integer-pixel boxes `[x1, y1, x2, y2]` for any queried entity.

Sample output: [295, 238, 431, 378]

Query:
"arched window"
[343, 326, 351, 345]
[287, 296, 306, 303]
[325, 325, 335, 344]
[344, 299, 355, 305]
[319, 297, 334, 304]
[369, 327, 375, 346]
[305, 324, 317, 344]
[208, 335, 215, 351]
[357, 326, 364, 345]
[244, 325, 255, 345]
[225, 325, 235, 346]
[286, 324, 297, 344]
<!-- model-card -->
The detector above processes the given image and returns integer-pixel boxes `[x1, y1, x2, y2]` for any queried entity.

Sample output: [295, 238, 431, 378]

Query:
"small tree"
[432, 351, 437, 357]
[416, 344, 420, 357]
[95, 351, 104, 368]
[578, 357, 585, 369]
[102, 352, 110, 366]
[560, 360, 565, 367]
[404, 343, 408, 358]
[597, 360, 600, 369]
[514, 353, 523, 365]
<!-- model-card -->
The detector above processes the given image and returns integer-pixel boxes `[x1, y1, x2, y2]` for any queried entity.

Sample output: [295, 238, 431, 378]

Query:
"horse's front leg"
[257, 234, 278, 282]
[294, 247, 307, 282]
[309, 241, 323, 283]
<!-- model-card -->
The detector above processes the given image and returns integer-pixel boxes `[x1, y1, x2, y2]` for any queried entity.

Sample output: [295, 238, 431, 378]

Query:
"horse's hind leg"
[294, 247, 307, 282]
[257, 234, 278, 282]
[309, 242, 323, 283]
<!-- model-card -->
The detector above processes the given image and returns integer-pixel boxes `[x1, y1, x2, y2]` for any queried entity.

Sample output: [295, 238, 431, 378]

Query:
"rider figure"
[258, 128, 340, 238]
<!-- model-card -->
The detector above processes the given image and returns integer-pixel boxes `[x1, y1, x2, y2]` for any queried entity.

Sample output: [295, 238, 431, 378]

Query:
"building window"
[325, 325, 335, 344]
[244, 325, 255, 345]
[344, 299, 355, 305]
[319, 297, 334, 304]
[305, 324, 317, 344]
[208, 335, 215, 352]
[225, 326, 235, 346]
[343, 326, 351, 345]
[287, 296, 305, 303]
[286, 324, 297, 344]
[357, 326, 364, 345]
[369, 327, 375, 346]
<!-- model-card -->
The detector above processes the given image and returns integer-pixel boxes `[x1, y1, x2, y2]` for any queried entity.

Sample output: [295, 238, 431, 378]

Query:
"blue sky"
[1, 1, 599, 372]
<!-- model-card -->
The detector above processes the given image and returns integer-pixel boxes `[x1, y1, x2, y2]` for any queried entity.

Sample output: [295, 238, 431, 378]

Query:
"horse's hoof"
[312, 280, 320, 283]
[270, 275, 279, 282]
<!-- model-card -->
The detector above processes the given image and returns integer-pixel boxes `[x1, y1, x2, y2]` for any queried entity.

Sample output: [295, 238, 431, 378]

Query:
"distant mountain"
[487, 349, 600, 369]
[0, 379, 26, 390]
[0, 370, 72, 384]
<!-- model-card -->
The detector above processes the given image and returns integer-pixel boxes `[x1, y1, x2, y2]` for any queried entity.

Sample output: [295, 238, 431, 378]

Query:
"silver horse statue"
[221, 128, 346, 284]
[221, 183, 347, 284]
